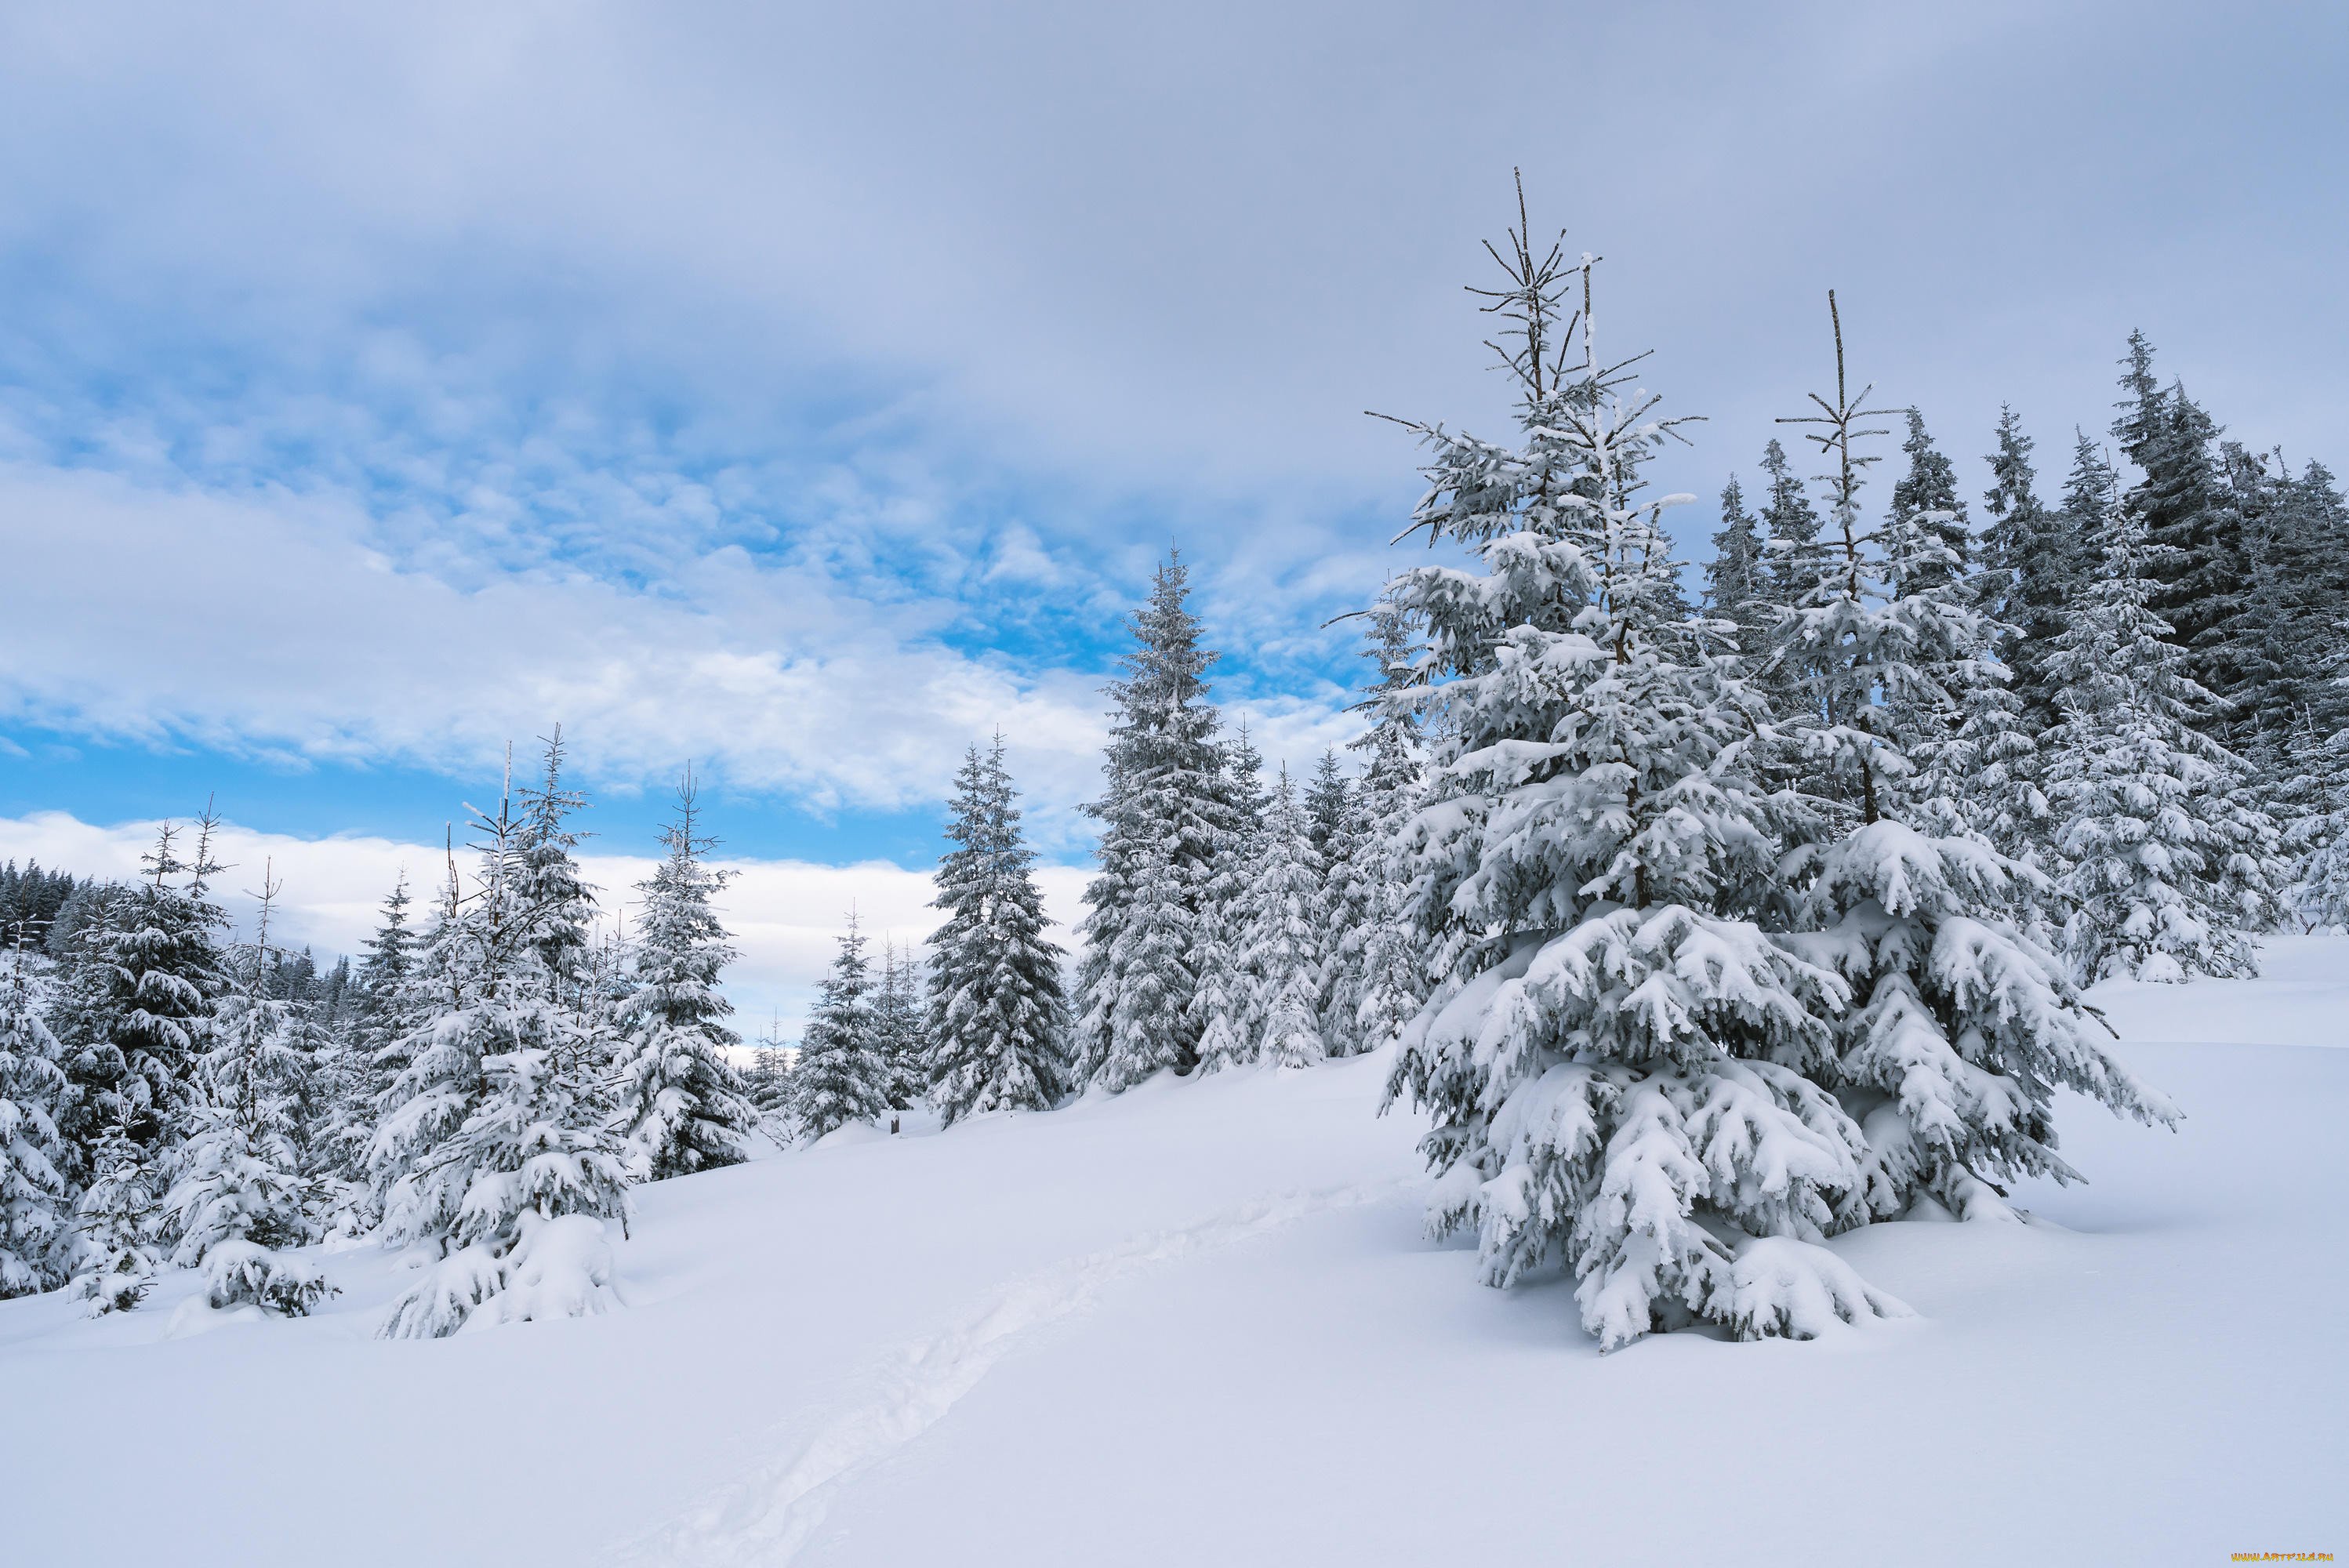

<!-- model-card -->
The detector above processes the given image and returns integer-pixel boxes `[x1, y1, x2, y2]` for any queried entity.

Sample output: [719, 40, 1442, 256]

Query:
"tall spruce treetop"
[1889, 409, 1971, 593]
[1704, 474, 1772, 655]
[1380, 200, 1910, 1348]
[1757, 438, 1824, 612]
[1979, 406, 2085, 731]
[928, 739, 1067, 1123]
[1775, 299, 2175, 1229]
[2112, 335, 2254, 737]
[515, 728, 597, 1000]
[615, 771, 757, 1180]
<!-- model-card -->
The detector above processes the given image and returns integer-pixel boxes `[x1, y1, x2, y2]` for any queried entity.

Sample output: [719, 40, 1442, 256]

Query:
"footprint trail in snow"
[609, 1182, 1408, 1567]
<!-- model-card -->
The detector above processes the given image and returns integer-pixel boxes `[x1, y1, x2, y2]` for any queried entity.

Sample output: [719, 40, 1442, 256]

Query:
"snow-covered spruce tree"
[1888, 408, 1970, 593]
[1774, 296, 2177, 1221]
[1303, 751, 1374, 1057]
[1978, 405, 2087, 733]
[870, 941, 929, 1111]
[1233, 769, 1327, 1069]
[1379, 209, 1890, 1350]
[51, 817, 228, 1180]
[1753, 435, 1826, 720]
[163, 867, 334, 1316]
[614, 772, 757, 1181]
[792, 914, 892, 1140]
[1346, 598, 1430, 1055]
[2113, 335, 2256, 742]
[1071, 552, 1235, 1087]
[515, 727, 598, 1000]
[926, 738, 1069, 1125]
[67, 1113, 165, 1315]
[1097, 831, 1198, 1091]
[1704, 474, 1772, 657]
[2289, 725, 2349, 931]
[0, 932, 70, 1297]
[309, 876, 420, 1210]
[372, 759, 634, 1338]
[2043, 474, 2286, 982]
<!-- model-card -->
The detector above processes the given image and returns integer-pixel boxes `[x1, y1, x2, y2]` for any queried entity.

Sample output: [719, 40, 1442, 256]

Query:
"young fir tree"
[926, 739, 1069, 1125]
[162, 867, 335, 1316]
[67, 1113, 166, 1316]
[0, 932, 70, 1298]
[614, 772, 758, 1180]
[1380, 201, 1890, 1348]
[1754, 436, 1826, 717]
[1346, 598, 1430, 1056]
[792, 914, 891, 1140]
[1233, 770, 1327, 1070]
[52, 817, 229, 1178]
[1774, 295, 2174, 1227]
[1072, 553, 1235, 1087]
[1704, 474, 1772, 657]
[2043, 475, 2286, 982]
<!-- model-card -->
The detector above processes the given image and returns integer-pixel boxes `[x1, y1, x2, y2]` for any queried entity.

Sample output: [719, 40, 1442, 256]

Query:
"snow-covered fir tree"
[1774, 295, 2175, 1225]
[1703, 473, 1772, 656]
[1888, 408, 1970, 592]
[1977, 405, 2086, 732]
[1381, 209, 1890, 1348]
[870, 940, 929, 1111]
[614, 772, 757, 1180]
[1345, 598, 1429, 1056]
[1231, 770, 1327, 1070]
[50, 817, 228, 1180]
[1303, 750, 1374, 1057]
[926, 739, 1068, 1125]
[1072, 552, 1235, 1087]
[2113, 333, 2256, 742]
[372, 753, 634, 1336]
[792, 914, 891, 1140]
[0, 933, 69, 1298]
[2043, 472, 2286, 982]
[67, 1113, 165, 1316]
[162, 868, 334, 1316]
[1754, 435, 1825, 717]
[1095, 832, 1197, 1091]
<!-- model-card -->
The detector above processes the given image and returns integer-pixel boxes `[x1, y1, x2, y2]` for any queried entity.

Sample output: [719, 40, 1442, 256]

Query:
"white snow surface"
[4, 942, 2345, 1566]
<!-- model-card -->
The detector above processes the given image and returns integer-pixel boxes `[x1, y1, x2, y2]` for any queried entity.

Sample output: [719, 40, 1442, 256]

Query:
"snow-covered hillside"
[5, 943, 2344, 1567]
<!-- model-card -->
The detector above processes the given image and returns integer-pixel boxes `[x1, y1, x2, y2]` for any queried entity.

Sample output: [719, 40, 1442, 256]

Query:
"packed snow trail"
[612, 1181, 1413, 1567]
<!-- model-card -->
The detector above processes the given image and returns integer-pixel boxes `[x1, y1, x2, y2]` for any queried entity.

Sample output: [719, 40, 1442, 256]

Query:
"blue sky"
[2, 2, 2344, 1010]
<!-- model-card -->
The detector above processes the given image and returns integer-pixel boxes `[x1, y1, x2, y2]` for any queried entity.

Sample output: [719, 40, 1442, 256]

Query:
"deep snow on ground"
[4, 944, 2344, 1566]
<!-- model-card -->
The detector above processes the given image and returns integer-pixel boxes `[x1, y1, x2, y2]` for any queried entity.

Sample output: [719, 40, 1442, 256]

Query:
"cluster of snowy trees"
[1373, 192, 2349, 1351]
[0, 743, 760, 1332]
[1705, 338, 2341, 979]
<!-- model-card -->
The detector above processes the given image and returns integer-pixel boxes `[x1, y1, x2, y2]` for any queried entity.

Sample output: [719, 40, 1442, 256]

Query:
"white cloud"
[0, 457, 1131, 827]
[0, 810, 1089, 1034]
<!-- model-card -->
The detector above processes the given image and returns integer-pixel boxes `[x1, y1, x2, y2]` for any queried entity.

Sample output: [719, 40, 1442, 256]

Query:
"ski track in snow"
[609, 1181, 1410, 1568]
